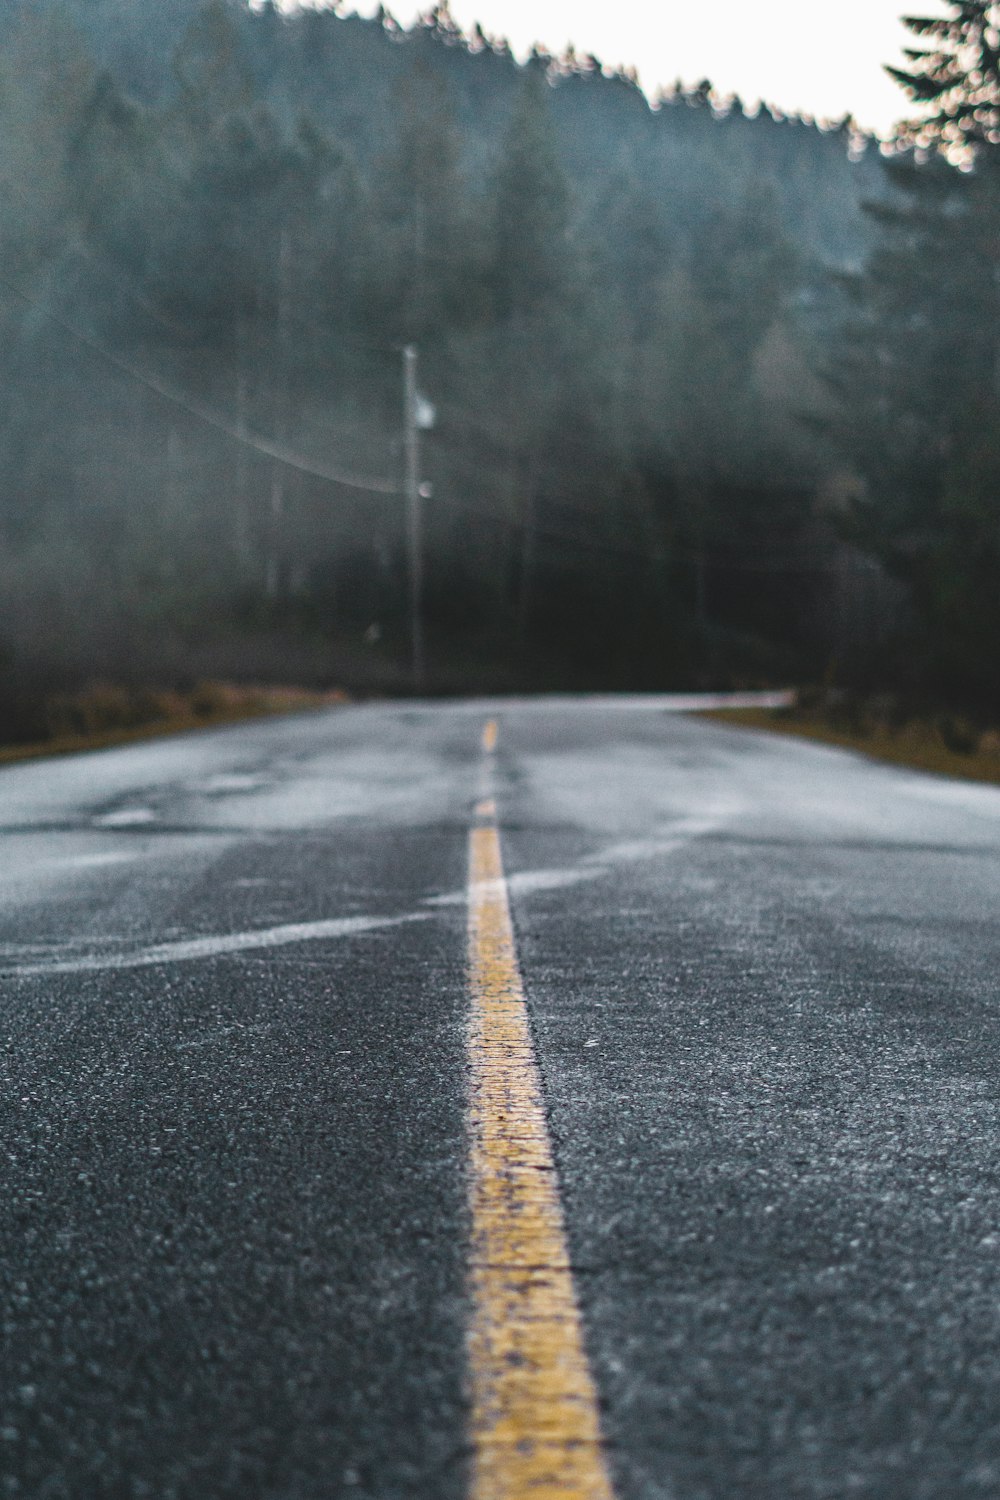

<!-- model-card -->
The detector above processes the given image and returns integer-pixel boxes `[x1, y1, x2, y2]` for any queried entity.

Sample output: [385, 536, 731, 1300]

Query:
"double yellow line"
[465, 720, 615, 1500]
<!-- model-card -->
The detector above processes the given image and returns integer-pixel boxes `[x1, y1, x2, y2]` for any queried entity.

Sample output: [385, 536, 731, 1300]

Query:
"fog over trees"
[0, 0, 994, 731]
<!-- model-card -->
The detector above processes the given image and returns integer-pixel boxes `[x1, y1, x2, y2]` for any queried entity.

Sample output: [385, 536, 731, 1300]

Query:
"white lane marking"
[192, 774, 266, 794]
[426, 824, 721, 907]
[95, 809, 157, 828]
[62, 852, 139, 869]
[580, 822, 721, 863]
[0, 817, 722, 979]
[507, 866, 602, 896]
[1, 913, 428, 978]
[422, 868, 603, 909]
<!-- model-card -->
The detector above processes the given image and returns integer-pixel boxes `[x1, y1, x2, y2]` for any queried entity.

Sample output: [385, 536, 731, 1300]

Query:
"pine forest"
[0, 0, 997, 732]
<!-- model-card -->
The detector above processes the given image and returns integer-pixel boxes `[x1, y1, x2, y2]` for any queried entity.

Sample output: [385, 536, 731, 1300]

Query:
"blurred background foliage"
[0, 0, 998, 735]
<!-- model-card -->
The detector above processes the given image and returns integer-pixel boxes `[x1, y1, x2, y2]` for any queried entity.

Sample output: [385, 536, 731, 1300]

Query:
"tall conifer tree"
[830, 3, 1000, 706]
[889, 2, 1000, 157]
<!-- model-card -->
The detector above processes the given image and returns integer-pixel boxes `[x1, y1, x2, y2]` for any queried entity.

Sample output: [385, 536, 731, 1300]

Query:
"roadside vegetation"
[0, 681, 346, 765]
[708, 694, 1000, 787]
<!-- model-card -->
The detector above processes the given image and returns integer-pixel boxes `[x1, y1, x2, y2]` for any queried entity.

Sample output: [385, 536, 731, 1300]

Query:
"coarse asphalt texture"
[2, 696, 1000, 1499]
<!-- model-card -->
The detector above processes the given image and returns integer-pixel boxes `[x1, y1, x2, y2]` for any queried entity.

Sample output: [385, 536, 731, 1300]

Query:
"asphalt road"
[3, 697, 1000, 1499]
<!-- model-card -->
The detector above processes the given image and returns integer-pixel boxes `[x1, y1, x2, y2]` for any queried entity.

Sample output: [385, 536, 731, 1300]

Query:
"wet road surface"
[2, 698, 1000, 1498]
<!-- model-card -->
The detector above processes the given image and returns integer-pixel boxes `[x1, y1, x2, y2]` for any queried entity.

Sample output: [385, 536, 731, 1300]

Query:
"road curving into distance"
[2, 695, 1000, 1499]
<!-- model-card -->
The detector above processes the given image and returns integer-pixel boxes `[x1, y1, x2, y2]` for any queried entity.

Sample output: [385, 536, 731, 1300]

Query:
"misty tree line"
[827, 3, 1000, 717]
[0, 0, 989, 715]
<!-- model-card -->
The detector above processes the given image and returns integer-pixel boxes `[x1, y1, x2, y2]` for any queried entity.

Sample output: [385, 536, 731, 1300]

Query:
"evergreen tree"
[0, 8, 96, 279]
[889, 1, 1000, 157]
[0, 0, 897, 699]
[830, 18, 1000, 707]
[660, 179, 802, 623]
[490, 66, 572, 322]
[366, 58, 480, 346]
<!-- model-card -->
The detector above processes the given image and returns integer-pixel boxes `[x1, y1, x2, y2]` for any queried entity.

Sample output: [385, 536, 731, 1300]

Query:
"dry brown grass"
[703, 706, 1000, 786]
[0, 681, 348, 766]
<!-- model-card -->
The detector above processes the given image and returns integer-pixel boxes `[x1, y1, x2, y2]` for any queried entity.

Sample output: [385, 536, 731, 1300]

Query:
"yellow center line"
[466, 723, 615, 1500]
[482, 718, 500, 755]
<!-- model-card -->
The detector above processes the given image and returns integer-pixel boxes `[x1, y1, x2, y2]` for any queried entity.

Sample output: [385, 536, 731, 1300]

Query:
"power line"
[1, 275, 844, 574]
[0, 275, 401, 496]
[0, 264, 842, 576]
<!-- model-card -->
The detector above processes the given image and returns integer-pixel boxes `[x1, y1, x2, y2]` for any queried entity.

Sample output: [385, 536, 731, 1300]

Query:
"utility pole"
[403, 344, 425, 691]
[267, 228, 293, 601]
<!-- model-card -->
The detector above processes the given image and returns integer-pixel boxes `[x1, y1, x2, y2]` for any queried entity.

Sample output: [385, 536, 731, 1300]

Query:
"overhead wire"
[0, 274, 848, 575]
[0, 273, 401, 495]
[0, 221, 844, 575]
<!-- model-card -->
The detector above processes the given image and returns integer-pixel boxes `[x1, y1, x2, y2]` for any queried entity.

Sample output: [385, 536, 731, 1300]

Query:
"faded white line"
[424, 866, 602, 907]
[426, 823, 721, 907]
[1, 818, 720, 979]
[192, 774, 266, 794]
[62, 851, 140, 869]
[580, 821, 721, 864]
[95, 809, 157, 828]
[1, 912, 428, 978]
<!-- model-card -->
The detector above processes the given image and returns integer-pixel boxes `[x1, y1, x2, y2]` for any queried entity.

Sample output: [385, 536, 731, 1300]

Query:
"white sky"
[347, 0, 951, 136]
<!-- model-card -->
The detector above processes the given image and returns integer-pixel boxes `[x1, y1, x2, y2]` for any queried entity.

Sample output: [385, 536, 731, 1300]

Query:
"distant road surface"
[3, 696, 1000, 1499]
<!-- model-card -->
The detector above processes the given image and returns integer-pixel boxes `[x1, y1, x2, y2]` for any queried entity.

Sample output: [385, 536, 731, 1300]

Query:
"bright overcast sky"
[349, 0, 951, 136]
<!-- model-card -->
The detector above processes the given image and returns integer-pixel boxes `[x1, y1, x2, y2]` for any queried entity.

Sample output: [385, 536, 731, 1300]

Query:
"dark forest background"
[1, 0, 997, 730]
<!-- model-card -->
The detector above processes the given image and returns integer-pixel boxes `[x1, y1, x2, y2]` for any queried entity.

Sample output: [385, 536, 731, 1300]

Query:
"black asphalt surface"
[3, 698, 1000, 1498]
